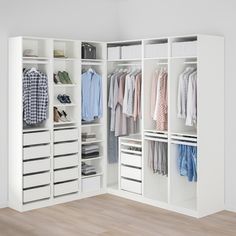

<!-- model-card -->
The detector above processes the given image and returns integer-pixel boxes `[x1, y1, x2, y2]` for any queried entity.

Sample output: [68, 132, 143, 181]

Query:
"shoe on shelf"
[63, 94, 72, 103]
[54, 107, 61, 122]
[54, 73, 61, 84]
[62, 110, 71, 122]
[62, 71, 73, 84]
[57, 94, 67, 104]
[58, 71, 67, 84]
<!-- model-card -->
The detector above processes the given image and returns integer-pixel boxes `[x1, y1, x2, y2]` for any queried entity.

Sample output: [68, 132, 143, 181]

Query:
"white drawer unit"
[54, 141, 78, 156]
[23, 144, 50, 160]
[82, 176, 101, 193]
[23, 172, 50, 189]
[54, 167, 78, 183]
[23, 158, 50, 174]
[54, 128, 78, 143]
[54, 154, 78, 170]
[23, 131, 50, 146]
[23, 185, 50, 203]
[120, 165, 142, 181]
[120, 152, 142, 168]
[121, 178, 142, 195]
[54, 180, 78, 197]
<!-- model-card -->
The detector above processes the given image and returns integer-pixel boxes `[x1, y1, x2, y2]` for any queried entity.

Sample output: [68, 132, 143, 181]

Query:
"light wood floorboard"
[0, 194, 235, 236]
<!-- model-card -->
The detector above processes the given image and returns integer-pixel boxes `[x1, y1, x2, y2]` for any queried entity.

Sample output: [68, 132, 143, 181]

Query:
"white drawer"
[54, 128, 78, 142]
[23, 185, 50, 203]
[54, 180, 78, 196]
[23, 172, 50, 189]
[121, 152, 142, 168]
[54, 167, 78, 183]
[23, 158, 50, 174]
[23, 131, 50, 146]
[54, 154, 78, 169]
[54, 141, 78, 156]
[121, 178, 142, 194]
[121, 165, 142, 181]
[82, 176, 101, 193]
[23, 144, 50, 160]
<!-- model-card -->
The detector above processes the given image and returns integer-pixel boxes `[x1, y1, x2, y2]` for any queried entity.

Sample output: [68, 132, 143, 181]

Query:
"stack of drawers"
[53, 128, 79, 197]
[119, 137, 142, 195]
[23, 131, 51, 203]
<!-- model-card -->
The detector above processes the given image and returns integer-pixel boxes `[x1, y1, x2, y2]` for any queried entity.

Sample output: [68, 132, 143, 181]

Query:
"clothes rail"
[144, 137, 168, 143]
[144, 132, 168, 139]
[171, 140, 197, 147]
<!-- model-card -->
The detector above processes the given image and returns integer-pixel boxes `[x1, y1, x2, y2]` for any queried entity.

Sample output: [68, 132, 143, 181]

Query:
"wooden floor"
[0, 194, 235, 236]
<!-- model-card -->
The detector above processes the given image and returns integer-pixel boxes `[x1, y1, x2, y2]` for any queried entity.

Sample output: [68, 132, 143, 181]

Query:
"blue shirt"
[82, 70, 103, 121]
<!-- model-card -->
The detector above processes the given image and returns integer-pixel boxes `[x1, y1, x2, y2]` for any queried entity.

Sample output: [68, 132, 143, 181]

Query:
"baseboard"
[225, 205, 236, 213]
[0, 201, 8, 209]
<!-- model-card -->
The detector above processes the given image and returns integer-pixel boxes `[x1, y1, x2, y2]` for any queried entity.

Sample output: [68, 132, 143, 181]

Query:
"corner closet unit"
[107, 35, 224, 218]
[9, 37, 107, 211]
[9, 34, 224, 218]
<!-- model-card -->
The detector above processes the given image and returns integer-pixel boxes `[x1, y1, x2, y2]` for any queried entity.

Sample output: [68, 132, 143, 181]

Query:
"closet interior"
[9, 34, 224, 218]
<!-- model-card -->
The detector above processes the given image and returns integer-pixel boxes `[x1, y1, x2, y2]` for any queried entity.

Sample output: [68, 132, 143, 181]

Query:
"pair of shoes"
[58, 71, 72, 84]
[54, 107, 71, 122]
[54, 73, 61, 84]
[57, 94, 71, 104]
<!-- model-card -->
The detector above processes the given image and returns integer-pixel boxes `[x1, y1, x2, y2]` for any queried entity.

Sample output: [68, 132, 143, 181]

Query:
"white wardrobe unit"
[107, 35, 224, 218]
[9, 37, 107, 212]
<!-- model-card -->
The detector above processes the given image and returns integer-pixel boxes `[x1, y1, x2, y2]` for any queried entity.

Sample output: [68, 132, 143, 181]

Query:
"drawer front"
[54, 141, 78, 156]
[23, 145, 50, 160]
[121, 178, 142, 195]
[54, 154, 78, 170]
[121, 165, 142, 181]
[54, 167, 78, 183]
[82, 176, 100, 193]
[54, 180, 78, 196]
[23, 158, 50, 174]
[23, 185, 50, 203]
[54, 128, 78, 143]
[121, 152, 141, 168]
[23, 131, 50, 146]
[23, 172, 50, 189]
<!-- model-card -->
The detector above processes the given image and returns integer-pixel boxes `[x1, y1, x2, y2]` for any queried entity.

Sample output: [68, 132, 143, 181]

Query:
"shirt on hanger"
[133, 72, 142, 121]
[82, 70, 103, 121]
[23, 69, 48, 125]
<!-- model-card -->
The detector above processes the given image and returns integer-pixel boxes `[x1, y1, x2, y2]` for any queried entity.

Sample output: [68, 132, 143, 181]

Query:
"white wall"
[116, 0, 236, 211]
[0, 0, 119, 206]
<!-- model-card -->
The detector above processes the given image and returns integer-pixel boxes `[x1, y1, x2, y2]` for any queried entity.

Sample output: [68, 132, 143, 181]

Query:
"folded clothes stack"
[82, 162, 97, 176]
[82, 144, 100, 159]
[82, 132, 96, 142]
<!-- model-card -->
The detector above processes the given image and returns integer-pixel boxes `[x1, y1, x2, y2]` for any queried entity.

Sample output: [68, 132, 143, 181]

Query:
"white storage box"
[54, 180, 78, 196]
[145, 43, 168, 58]
[107, 46, 121, 60]
[121, 178, 142, 195]
[23, 131, 50, 146]
[172, 41, 197, 57]
[121, 45, 141, 59]
[82, 176, 101, 193]
[54, 128, 78, 143]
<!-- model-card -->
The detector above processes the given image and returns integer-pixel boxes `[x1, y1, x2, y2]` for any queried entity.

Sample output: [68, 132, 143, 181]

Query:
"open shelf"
[82, 156, 102, 162]
[82, 173, 103, 179]
[81, 140, 103, 145]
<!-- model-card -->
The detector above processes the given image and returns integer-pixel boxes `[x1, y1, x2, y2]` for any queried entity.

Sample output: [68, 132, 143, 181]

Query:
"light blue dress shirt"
[82, 70, 103, 121]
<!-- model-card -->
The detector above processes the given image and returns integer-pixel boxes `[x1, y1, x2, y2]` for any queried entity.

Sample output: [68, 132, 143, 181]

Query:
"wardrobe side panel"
[197, 35, 224, 217]
[9, 38, 23, 211]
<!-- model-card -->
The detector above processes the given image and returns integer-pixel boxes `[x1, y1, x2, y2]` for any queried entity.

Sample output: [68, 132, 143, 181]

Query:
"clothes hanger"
[28, 67, 39, 73]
